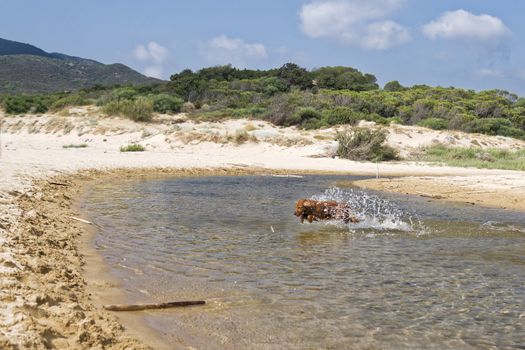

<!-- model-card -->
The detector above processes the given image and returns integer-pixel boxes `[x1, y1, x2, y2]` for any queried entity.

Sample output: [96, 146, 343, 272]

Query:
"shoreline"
[77, 177, 175, 350]
[2, 112, 525, 347]
[2, 167, 525, 348]
[351, 174, 525, 212]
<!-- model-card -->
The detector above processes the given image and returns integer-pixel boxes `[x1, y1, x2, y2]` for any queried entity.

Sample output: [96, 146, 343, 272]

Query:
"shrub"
[294, 107, 322, 128]
[418, 118, 449, 130]
[51, 94, 89, 110]
[102, 97, 153, 122]
[182, 102, 196, 113]
[120, 144, 145, 152]
[113, 87, 138, 101]
[466, 118, 513, 135]
[322, 107, 360, 126]
[3, 95, 49, 114]
[150, 94, 184, 113]
[336, 128, 398, 161]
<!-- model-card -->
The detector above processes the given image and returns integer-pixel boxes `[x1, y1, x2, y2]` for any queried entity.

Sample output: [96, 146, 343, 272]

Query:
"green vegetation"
[336, 128, 398, 161]
[102, 97, 154, 122]
[62, 143, 88, 149]
[120, 144, 146, 152]
[419, 144, 525, 171]
[418, 118, 449, 130]
[2, 62, 525, 141]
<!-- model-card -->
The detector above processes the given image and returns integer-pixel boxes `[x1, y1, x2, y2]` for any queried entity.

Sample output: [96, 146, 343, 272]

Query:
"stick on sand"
[103, 300, 206, 311]
[69, 216, 93, 225]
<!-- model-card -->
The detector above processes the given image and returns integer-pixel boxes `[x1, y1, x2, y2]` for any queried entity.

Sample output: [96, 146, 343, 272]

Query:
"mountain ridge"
[0, 37, 161, 94]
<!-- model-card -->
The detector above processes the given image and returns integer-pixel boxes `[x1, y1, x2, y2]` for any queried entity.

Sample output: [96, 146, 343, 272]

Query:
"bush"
[322, 107, 360, 126]
[418, 118, 449, 130]
[3, 95, 50, 114]
[150, 94, 183, 113]
[466, 118, 513, 135]
[120, 144, 145, 152]
[336, 128, 398, 161]
[182, 102, 196, 113]
[294, 107, 322, 128]
[102, 97, 153, 122]
[51, 94, 89, 110]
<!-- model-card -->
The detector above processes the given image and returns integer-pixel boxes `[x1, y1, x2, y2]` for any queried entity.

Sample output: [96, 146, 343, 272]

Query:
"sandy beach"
[1, 110, 525, 348]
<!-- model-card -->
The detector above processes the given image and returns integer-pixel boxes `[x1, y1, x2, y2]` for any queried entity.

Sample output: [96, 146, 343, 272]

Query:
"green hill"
[0, 38, 161, 94]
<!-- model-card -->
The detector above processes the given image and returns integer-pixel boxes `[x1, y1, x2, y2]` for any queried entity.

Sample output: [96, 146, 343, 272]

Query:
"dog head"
[295, 199, 315, 223]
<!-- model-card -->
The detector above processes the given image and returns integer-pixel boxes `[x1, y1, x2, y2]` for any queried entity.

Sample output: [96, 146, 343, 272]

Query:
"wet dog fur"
[294, 199, 359, 224]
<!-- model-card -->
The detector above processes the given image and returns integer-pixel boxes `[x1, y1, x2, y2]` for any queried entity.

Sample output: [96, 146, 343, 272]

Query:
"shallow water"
[83, 175, 525, 349]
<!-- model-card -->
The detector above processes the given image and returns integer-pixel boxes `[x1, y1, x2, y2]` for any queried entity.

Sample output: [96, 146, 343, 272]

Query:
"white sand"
[1, 108, 524, 347]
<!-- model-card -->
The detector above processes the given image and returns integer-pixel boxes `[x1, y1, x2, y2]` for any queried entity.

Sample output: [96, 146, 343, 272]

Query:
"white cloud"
[134, 42, 169, 64]
[133, 41, 170, 79]
[203, 35, 268, 67]
[363, 20, 411, 50]
[423, 9, 511, 44]
[299, 0, 410, 50]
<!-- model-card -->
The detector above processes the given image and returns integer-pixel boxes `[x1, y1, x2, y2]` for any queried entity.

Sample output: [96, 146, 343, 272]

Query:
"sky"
[2, 0, 525, 94]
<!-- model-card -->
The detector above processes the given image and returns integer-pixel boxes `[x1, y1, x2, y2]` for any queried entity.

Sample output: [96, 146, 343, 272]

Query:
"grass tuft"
[120, 144, 145, 152]
[418, 143, 525, 171]
[62, 143, 87, 149]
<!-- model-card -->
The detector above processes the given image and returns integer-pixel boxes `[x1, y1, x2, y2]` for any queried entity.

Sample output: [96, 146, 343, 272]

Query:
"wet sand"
[1, 112, 525, 347]
[352, 174, 525, 212]
[3, 168, 525, 348]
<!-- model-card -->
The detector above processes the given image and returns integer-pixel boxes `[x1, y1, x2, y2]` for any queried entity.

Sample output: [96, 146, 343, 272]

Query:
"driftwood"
[103, 300, 206, 311]
[48, 181, 69, 187]
[69, 216, 93, 225]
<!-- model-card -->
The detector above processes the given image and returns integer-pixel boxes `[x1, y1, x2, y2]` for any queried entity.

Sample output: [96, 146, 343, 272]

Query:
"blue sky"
[2, 0, 525, 94]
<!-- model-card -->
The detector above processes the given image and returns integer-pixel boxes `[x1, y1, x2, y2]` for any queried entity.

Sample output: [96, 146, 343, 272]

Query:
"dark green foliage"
[293, 107, 323, 129]
[322, 107, 361, 125]
[278, 63, 312, 90]
[313, 66, 378, 91]
[418, 118, 449, 130]
[4, 60, 525, 141]
[384, 80, 405, 92]
[466, 118, 513, 135]
[150, 94, 183, 113]
[336, 128, 398, 161]
[3, 95, 50, 114]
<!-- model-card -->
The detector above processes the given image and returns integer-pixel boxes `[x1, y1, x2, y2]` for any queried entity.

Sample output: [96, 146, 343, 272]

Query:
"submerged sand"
[1, 110, 525, 348]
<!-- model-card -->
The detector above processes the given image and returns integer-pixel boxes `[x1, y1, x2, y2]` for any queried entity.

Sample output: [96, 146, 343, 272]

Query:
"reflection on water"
[83, 176, 525, 349]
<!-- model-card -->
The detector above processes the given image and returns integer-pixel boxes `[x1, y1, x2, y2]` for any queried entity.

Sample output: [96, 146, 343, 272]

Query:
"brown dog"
[294, 199, 359, 224]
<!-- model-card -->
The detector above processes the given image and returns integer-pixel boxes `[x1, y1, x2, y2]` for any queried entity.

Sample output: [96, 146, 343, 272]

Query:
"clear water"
[82, 175, 525, 349]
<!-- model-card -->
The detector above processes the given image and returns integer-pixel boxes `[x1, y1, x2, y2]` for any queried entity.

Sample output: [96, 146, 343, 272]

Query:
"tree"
[312, 66, 378, 91]
[384, 80, 405, 92]
[277, 63, 312, 90]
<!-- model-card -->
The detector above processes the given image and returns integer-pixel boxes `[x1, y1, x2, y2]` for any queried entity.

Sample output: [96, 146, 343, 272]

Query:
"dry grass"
[244, 123, 257, 132]
[174, 129, 258, 145]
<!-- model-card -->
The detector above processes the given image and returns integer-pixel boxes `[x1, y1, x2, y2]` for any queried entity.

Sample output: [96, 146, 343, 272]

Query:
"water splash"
[312, 187, 425, 234]
[481, 221, 525, 234]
